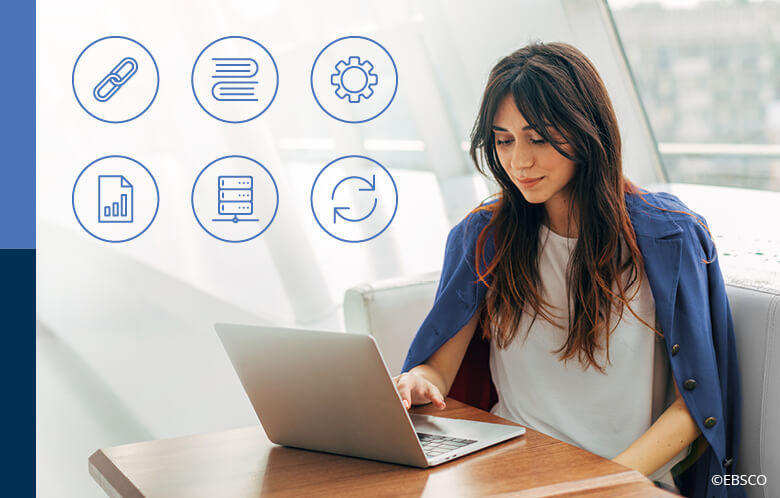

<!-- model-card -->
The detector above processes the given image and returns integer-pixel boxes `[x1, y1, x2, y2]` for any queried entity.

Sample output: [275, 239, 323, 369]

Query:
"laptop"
[215, 323, 525, 467]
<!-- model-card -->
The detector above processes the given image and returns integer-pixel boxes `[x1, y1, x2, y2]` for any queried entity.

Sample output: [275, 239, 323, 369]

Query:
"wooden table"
[89, 399, 675, 497]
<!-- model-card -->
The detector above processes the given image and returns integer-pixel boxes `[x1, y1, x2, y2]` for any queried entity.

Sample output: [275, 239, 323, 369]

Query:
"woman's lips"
[516, 177, 543, 187]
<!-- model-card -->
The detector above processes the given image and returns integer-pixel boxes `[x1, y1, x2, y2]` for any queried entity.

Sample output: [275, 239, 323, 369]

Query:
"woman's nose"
[511, 145, 534, 171]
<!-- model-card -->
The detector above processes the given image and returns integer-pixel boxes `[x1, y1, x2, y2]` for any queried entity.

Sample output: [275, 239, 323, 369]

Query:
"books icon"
[211, 58, 259, 102]
[213, 176, 258, 223]
[98, 175, 133, 223]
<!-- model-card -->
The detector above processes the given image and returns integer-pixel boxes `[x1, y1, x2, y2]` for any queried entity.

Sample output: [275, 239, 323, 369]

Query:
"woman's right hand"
[393, 372, 446, 411]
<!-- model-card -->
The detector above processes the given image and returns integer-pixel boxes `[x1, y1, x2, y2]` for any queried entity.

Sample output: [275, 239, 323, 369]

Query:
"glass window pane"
[608, 0, 780, 191]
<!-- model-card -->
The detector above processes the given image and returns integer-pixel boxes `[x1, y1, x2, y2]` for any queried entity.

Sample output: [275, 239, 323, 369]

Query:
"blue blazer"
[401, 190, 744, 498]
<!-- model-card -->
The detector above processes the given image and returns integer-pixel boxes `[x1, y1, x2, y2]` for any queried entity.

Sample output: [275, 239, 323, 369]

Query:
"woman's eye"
[495, 136, 546, 146]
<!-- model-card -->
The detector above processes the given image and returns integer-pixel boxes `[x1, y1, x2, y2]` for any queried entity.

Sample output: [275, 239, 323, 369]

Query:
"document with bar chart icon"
[98, 175, 133, 223]
[213, 175, 259, 223]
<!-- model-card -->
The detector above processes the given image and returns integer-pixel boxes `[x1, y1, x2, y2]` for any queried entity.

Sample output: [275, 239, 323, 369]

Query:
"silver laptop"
[215, 323, 525, 467]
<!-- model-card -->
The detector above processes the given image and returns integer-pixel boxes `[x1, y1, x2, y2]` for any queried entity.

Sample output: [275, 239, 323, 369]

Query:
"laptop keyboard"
[417, 432, 477, 458]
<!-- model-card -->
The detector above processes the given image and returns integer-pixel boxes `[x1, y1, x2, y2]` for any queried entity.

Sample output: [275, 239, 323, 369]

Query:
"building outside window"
[608, 0, 780, 191]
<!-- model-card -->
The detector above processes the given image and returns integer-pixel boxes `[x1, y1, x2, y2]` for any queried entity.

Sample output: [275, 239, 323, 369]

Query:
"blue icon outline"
[72, 36, 159, 124]
[331, 174, 375, 199]
[191, 155, 279, 243]
[211, 80, 259, 102]
[311, 155, 398, 243]
[331, 174, 377, 223]
[93, 57, 138, 102]
[333, 198, 378, 224]
[211, 58, 258, 78]
[213, 175, 259, 223]
[191, 37, 279, 124]
[72, 155, 160, 243]
[311, 36, 398, 124]
[97, 174, 134, 223]
[210, 57, 260, 102]
[331, 56, 378, 103]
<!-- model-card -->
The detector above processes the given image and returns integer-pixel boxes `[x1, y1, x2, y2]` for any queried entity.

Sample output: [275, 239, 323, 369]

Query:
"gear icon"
[330, 56, 378, 103]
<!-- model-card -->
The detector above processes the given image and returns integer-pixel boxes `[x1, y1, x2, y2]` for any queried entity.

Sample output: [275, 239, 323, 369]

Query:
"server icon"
[213, 176, 259, 223]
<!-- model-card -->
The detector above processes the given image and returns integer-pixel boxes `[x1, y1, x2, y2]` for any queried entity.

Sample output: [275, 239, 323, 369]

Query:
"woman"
[394, 42, 743, 497]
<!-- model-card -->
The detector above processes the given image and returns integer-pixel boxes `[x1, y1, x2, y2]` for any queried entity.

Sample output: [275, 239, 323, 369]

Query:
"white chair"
[344, 271, 780, 498]
[343, 271, 440, 376]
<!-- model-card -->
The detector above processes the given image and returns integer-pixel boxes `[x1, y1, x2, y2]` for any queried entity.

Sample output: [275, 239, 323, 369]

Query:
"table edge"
[89, 449, 144, 498]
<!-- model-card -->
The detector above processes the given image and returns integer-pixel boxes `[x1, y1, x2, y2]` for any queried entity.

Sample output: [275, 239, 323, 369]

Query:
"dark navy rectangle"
[0, 249, 35, 494]
[0, 1, 36, 249]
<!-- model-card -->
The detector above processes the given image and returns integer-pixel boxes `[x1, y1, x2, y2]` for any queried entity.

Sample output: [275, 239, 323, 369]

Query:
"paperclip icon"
[93, 57, 138, 102]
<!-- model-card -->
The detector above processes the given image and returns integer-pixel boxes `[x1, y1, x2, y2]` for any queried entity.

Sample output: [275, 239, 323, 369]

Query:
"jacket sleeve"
[673, 211, 745, 498]
[674, 202, 742, 472]
[401, 209, 493, 373]
[694, 217, 742, 472]
[703, 225, 743, 485]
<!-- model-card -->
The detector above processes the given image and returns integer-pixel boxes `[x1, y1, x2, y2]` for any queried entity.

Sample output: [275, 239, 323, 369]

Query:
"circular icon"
[192, 155, 279, 243]
[72, 155, 159, 243]
[72, 36, 159, 123]
[311, 36, 398, 123]
[311, 155, 398, 243]
[191, 36, 279, 123]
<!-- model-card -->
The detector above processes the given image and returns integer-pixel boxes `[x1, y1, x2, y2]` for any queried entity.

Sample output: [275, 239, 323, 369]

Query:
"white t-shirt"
[489, 224, 685, 486]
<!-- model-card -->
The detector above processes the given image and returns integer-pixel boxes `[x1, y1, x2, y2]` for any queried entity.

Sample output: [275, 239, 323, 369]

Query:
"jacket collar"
[625, 191, 684, 240]
[625, 191, 684, 338]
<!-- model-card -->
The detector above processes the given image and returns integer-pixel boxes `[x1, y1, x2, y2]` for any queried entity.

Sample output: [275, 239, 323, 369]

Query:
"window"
[608, 0, 780, 192]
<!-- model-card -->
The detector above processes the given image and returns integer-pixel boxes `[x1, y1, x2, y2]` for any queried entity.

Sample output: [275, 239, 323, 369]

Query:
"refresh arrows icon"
[331, 174, 378, 224]
[310, 155, 398, 243]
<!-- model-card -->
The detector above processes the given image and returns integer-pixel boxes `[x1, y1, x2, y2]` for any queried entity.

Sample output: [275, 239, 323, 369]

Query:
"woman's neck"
[543, 191, 578, 238]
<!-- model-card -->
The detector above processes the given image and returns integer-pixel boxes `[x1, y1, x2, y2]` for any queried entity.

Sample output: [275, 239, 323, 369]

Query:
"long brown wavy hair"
[469, 42, 658, 373]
